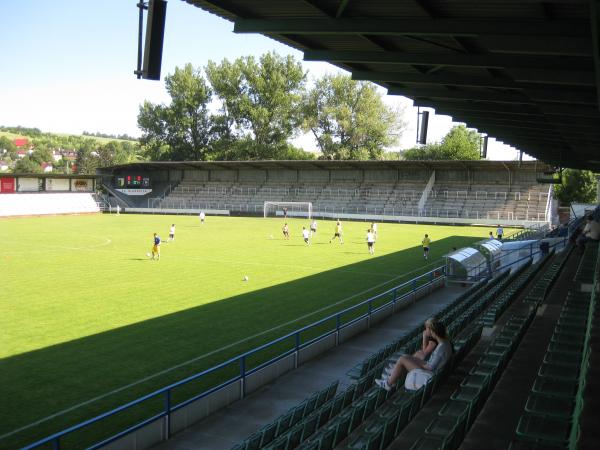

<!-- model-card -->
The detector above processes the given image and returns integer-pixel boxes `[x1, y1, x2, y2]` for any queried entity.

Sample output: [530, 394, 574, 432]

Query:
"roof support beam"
[401, 85, 595, 105]
[591, 0, 600, 110]
[388, 88, 534, 104]
[234, 18, 590, 37]
[353, 70, 596, 90]
[303, 50, 592, 71]
[414, 99, 600, 118]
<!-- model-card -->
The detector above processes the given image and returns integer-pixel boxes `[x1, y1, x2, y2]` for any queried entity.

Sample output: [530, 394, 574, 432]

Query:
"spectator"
[375, 318, 452, 391]
[576, 215, 600, 249]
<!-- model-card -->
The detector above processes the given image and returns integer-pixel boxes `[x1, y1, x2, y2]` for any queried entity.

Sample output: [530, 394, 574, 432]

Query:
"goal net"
[264, 201, 313, 219]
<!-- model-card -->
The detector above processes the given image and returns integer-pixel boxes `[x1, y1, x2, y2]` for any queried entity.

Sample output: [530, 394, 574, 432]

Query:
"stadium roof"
[186, 0, 600, 171]
[100, 159, 547, 173]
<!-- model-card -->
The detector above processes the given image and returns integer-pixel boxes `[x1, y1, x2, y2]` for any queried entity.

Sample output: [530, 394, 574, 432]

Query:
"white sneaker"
[375, 377, 392, 392]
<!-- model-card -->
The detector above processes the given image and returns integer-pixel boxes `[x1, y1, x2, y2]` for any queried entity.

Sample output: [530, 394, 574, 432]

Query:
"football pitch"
[0, 214, 510, 448]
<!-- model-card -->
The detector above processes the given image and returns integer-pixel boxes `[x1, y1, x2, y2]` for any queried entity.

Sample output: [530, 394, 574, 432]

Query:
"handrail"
[24, 266, 445, 450]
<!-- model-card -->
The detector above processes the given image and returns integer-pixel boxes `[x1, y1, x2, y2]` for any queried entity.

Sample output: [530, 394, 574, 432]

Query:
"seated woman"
[414, 317, 438, 361]
[375, 319, 453, 391]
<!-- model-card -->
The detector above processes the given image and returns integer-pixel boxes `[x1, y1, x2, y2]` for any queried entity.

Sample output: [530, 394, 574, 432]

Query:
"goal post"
[264, 201, 313, 219]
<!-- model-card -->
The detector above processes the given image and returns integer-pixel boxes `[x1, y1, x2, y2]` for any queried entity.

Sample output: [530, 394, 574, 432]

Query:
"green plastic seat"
[508, 437, 565, 450]
[450, 386, 482, 405]
[460, 373, 490, 390]
[347, 428, 383, 450]
[538, 363, 579, 382]
[313, 427, 335, 450]
[409, 435, 447, 450]
[542, 351, 581, 367]
[532, 377, 578, 399]
[546, 341, 582, 354]
[516, 414, 572, 445]
[425, 415, 461, 438]
[524, 393, 574, 419]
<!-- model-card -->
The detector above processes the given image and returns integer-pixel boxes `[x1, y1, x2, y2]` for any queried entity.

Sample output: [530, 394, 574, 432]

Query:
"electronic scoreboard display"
[116, 175, 150, 188]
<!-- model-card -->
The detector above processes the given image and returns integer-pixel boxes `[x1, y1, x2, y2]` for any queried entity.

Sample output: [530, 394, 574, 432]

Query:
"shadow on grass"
[0, 235, 479, 449]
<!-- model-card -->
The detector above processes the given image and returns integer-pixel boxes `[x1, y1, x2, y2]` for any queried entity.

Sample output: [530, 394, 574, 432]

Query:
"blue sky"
[0, 0, 526, 159]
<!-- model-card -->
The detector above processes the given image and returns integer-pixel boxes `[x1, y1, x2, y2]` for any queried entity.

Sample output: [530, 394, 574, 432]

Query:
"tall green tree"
[403, 125, 481, 160]
[206, 52, 306, 159]
[0, 136, 17, 160]
[554, 169, 597, 205]
[301, 74, 401, 160]
[14, 156, 43, 173]
[138, 63, 214, 160]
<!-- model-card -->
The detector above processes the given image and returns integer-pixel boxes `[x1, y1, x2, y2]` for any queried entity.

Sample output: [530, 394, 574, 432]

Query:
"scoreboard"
[116, 175, 150, 188]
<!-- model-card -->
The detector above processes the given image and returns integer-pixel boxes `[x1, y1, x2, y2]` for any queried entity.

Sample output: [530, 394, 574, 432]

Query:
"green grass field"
[0, 214, 511, 448]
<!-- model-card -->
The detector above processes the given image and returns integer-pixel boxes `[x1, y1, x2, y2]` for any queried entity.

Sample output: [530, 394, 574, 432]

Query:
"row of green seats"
[514, 275, 598, 449]
[573, 241, 599, 284]
[231, 380, 339, 450]
[482, 258, 538, 326]
[522, 248, 573, 307]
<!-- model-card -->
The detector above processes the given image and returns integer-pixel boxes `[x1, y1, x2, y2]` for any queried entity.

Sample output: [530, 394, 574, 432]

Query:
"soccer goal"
[264, 201, 313, 219]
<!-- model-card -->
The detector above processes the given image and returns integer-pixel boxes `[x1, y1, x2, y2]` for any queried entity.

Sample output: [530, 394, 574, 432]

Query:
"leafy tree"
[75, 139, 101, 174]
[138, 63, 214, 160]
[206, 52, 306, 159]
[14, 156, 42, 173]
[403, 125, 481, 160]
[0, 136, 17, 159]
[29, 144, 54, 165]
[301, 74, 401, 160]
[554, 169, 597, 205]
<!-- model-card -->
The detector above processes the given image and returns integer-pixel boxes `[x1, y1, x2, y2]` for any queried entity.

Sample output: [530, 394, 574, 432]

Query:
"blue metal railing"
[24, 266, 446, 450]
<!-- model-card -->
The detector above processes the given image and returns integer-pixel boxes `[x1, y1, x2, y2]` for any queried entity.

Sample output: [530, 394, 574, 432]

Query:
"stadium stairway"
[151, 285, 471, 450]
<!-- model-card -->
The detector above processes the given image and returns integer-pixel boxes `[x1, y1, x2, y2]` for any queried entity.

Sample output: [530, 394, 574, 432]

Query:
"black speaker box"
[143, 0, 167, 80]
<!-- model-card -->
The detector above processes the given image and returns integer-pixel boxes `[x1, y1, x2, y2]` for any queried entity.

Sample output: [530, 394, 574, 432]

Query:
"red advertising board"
[0, 177, 15, 193]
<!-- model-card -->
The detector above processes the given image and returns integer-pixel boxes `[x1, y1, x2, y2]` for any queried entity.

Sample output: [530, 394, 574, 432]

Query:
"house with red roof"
[14, 138, 29, 148]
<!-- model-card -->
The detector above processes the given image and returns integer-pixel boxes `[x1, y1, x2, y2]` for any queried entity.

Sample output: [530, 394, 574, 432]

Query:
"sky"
[0, 0, 529, 160]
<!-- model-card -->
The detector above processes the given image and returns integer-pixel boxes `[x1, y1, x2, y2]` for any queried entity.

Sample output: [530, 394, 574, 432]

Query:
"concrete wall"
[512, 169, 538, 184]
[239, 170, 267, 183]
[399, 169, 429, 182]
[298, 170, 329, 182]
[168, 170, 183, 182]
[435, 170, 468, 184]
[184, 170, 209, 182]
[364, 170, 398, 182]
[472, 170, 509, 185]
[267, 169, 298, 182]
[330, 170, 362, 182]
[210, 170, 237, 182]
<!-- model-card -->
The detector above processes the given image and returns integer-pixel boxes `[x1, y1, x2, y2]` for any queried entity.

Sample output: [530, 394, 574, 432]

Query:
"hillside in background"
[0, 126, 141, 175]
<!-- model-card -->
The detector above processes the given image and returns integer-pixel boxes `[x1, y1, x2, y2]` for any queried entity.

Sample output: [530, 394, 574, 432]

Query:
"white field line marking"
[0, 260, 441, 441]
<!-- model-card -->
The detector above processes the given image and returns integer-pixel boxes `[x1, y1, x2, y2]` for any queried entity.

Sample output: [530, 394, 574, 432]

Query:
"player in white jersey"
[496, 225, 503, 240]
[302, 227, 310, 245]
[168, 224, 176, 242]
[371, 222, 378, 240]
[199, 211, 205, 224]
[310, 219, 317, 237]
[367, 229, 375, 254]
